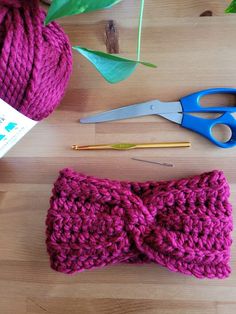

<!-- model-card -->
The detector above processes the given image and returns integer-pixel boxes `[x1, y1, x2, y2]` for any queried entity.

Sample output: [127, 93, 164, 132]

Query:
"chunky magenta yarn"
[46, 169, 233, 279]
[0, 0, 72, 121]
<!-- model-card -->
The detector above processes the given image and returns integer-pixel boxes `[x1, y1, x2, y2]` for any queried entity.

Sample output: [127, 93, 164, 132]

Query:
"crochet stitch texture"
[46, 169, 233, 279]
[0, 0, 72, 121]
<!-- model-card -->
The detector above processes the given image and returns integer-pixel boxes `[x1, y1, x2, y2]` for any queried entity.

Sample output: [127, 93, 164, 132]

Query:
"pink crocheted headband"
[46, 169, 233, 279]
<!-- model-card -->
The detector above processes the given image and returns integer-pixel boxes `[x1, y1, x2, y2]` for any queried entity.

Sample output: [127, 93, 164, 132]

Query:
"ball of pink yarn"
[0, 0, 72, 121]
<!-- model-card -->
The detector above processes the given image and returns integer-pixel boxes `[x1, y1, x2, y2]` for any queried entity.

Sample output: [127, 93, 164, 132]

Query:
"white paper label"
[0, 99, 37, 158]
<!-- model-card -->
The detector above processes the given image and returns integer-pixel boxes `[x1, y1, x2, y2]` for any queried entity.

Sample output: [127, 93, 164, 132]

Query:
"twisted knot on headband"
[0, 0, 72, 120]
[46, 169, 233, 279]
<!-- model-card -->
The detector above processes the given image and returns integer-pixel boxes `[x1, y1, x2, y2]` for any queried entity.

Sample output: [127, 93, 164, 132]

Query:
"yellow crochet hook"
[72, 142, 191, 151]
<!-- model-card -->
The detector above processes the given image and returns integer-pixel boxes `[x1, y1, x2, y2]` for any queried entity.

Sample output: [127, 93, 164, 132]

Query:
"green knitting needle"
[72, 142, 191, 151]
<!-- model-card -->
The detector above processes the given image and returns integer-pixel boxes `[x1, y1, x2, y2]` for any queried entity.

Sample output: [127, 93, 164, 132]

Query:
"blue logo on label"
[0, 134, 6, 141]
[5, 122, 17, 132]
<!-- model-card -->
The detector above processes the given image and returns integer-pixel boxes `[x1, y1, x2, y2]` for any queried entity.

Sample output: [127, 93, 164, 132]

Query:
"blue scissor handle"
[180, 88, 236, 113]
[182, 112, 236, 148]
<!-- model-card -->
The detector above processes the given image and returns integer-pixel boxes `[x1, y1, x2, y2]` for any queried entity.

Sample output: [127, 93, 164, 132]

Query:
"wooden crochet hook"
[72, 142, 191, 151]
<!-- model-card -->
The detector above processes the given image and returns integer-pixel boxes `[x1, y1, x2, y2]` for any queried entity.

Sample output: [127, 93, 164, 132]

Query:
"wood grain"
[1, 1, 236, 313]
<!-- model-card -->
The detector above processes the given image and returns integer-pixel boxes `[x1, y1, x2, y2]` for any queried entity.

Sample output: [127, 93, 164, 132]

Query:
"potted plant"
[42, 0, 157, 84]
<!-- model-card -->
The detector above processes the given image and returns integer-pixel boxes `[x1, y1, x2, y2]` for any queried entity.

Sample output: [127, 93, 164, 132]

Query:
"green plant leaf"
[225, 0, 236, 13]
[45, 0, 123, 24]
[73, 46, 157, 84]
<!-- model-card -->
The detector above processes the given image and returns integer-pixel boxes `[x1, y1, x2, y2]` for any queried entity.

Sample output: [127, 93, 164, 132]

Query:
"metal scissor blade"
[80, 100, 182, 124]
[158, 112, 183, 124]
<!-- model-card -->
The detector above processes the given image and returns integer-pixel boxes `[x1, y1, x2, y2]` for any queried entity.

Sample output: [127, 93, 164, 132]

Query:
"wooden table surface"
[0, 1, 236, 313]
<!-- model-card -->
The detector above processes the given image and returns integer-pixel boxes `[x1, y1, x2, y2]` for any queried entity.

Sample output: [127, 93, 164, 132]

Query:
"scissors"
[80, 88, 236, 148]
